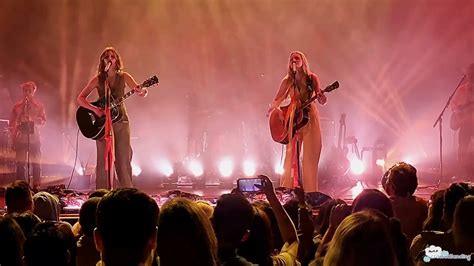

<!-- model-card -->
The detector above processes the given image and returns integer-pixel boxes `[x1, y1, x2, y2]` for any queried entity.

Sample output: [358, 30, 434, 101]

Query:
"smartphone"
[237, 177, 263, 192]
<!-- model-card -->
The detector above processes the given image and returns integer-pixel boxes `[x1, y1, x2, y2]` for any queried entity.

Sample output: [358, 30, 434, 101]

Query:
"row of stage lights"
[74, 157, 390, 179]
[149, 158, 283, 179]
[75, 158, 282, 179]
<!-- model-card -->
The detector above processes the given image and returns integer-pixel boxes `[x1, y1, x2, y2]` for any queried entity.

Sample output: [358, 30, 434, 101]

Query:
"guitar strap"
[306, 75, 314, 94]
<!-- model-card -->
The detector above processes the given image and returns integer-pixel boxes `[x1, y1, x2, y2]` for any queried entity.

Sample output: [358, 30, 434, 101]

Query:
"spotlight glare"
[350, 159, 365, 175]
[375, 159, 385, 167]
[188, 160, 203, 177]
[132, 162, 142, 176]
[402, 157, 415, 165]
[157, 159, 174, 177]
[275, 165, 285, 175]
[274, 161, 284, 175]
[75, 166, 84, 176]
[219, 158, 234, 178]
[351, 181, 364, 200]
[243, 160, 256, 176]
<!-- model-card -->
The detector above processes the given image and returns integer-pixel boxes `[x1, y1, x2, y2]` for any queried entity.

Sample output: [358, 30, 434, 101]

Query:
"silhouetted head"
[95, 188, 159, 265]
[5, 180, 33, 214]
[157, 197, 218, 266]
[382, 162, 418, 197]
[352, 189, 394, 218]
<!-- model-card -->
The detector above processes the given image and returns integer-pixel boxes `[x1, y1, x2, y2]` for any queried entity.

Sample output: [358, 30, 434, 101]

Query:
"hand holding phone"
[237, 177, 263, 192]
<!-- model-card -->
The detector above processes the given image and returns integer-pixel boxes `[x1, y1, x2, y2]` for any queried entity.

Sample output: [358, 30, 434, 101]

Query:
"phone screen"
[237, 178, 262, 192]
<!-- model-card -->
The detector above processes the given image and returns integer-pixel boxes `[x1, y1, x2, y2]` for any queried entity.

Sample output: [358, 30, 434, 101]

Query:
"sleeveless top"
[97, 73, 129, 122]
[288, 74, 314, 107]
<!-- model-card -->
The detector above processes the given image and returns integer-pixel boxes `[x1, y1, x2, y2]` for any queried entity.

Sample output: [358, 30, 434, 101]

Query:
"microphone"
[104, 61, 112, 72]
[292, 62, 296, 74]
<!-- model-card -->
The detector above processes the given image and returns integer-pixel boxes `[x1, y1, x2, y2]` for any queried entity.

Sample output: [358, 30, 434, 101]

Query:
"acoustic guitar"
[450, 101, 474, 130]
[269, 81, 339, 144]
[76, 75, 159, 140]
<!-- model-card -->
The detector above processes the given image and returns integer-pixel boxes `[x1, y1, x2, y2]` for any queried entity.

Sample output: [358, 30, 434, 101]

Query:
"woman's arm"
[260, 174, 298, 244]
[77, 75, 103, 117]
[123, 72, 148, 97]
[311, 74, 327, 105]
[267, 78, 289, 116]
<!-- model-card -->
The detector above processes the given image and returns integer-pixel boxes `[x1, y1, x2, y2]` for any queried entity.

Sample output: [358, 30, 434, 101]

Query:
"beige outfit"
[272, 74, 322, 192]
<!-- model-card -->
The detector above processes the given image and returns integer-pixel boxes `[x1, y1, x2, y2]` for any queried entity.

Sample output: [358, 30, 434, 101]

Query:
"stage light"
[274, 161, 284, 175]
[350, 158, 365, 175]
[188, 159, 203, 177]
[351, 181, 364, 199]
[75, 166, 84, 176]
[132, 162, 142, 176]
[402, 157, 415, 165]
[157, 159, 174, 177]
[219, 158, 234, 178]
[376, 159, 385, 167]
[243, 160, 256, 176]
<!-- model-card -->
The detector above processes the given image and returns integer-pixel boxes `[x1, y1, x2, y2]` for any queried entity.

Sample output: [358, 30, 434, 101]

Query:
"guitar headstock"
[142, 75, 159, 88]
[324, 81, 339, 93]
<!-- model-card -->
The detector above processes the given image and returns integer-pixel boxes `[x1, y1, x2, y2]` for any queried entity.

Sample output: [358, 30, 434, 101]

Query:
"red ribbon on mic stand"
[104, 80, 115, 189]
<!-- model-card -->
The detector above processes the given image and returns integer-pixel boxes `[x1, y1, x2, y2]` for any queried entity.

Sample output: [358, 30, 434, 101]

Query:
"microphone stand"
[104, 69, 115, 189]
[25, 98, 31, 187]
[292, 70, 303, 188]
[432, 74, 466, 188]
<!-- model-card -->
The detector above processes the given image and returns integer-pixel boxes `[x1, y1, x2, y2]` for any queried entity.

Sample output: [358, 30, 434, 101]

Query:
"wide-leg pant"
[280, 104, 322, 192]
[96, 121, 133, 189]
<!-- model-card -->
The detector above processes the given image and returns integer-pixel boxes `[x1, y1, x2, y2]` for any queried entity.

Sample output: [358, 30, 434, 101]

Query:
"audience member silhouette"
[0, 216, 26, 266]
[5, 180, 34, 214]
[157, 197, 218, 266]
[94, 188, 159, 266]
[24, 221, 76, 266]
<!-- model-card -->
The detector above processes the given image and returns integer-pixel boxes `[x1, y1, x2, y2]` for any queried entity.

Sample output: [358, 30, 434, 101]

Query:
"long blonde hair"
[286, 51, 311, 81]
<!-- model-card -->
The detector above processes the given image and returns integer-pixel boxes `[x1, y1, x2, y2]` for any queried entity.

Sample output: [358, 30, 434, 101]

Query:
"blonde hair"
[195, 200, 214, 218]
[324, 210, 397, 266]
[286, 51, 311, 79]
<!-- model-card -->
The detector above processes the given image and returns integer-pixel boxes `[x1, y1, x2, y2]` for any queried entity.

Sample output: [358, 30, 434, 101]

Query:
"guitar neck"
[299, 94, 319, 111]
[111, 90, 136, 108]
[297, 81, 339, 112]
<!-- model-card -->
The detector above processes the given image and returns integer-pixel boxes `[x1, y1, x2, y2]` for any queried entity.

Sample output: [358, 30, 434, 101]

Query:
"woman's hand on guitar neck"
[133, 85, 148, 97]
[316, 91, 327, 105]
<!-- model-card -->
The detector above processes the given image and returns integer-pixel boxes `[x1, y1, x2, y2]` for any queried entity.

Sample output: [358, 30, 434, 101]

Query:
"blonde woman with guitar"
[450, 63, 474, 179]
[268, 51, 334, 193]
[77, 47, 153, 189]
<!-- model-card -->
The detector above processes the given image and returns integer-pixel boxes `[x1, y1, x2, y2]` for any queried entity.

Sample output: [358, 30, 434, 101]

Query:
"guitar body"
[76, 98, 122, 140]
[76, 75, 159, 140]
[269, 106, 310, 144]
[450, 112, 461, 130]
[269, 81, 339, 144]
[450, 111, 473, 131]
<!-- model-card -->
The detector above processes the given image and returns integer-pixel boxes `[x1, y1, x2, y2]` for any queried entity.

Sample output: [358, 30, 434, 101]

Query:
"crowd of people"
[1, 162, 473, 266]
